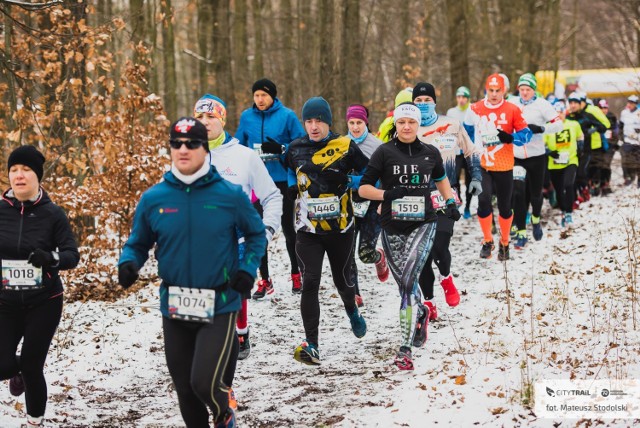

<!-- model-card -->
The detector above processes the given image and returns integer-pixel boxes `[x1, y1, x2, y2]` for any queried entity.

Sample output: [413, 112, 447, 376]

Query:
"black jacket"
[0, 188, 79, 306]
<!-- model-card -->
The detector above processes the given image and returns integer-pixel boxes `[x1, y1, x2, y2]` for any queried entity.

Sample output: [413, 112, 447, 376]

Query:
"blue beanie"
[302, 96, 332, 126]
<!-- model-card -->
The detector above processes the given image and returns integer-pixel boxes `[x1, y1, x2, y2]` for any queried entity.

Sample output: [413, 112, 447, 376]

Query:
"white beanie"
[393, 103, 421, 124]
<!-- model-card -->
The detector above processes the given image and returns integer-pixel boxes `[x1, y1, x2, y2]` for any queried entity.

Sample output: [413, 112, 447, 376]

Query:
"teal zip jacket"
[119, 165, 266, 318]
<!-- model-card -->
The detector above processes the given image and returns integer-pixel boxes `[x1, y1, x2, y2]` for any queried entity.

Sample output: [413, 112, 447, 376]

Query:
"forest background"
[0, 0, 638, 300]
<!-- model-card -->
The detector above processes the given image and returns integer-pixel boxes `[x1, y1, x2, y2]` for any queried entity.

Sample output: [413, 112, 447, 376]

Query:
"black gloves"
[118, 261, 139, 289]
[548, 150, 560, 159]
[497, 129, 514, 144]
[383, 186, 409, 202]
[230, 270, 254, 294]
[528, 124, 545, 134]
[287, 185, 299, 200]
[260, 137, 284, 155]
[28, 249, 55, 269]
[323, 168, 349, 189]
[445, 201, 461, 221]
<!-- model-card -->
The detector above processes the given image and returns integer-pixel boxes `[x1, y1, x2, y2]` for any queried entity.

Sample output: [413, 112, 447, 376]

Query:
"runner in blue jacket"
[118, 117, 266, 428]
[235, 79, 306, 295]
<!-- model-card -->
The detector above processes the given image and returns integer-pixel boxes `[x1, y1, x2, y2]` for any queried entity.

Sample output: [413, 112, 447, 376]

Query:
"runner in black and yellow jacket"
[285, 97, 369, 366]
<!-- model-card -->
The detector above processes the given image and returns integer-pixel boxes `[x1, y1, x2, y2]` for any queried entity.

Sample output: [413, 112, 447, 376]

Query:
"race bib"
[2, 259, 43, 290]
[168, 287, 216, 323]
[352, 200, 371, 218]
[513, 165, 527, 181]
[605, 130, 612, 139]
[391, 196, 425, 221]
[481, 133, 501, 147]
[307, 196, 340, 220]
[430, 189, 461, 210]
[554, 151, 570, 165]
[252, 143, 280, 162]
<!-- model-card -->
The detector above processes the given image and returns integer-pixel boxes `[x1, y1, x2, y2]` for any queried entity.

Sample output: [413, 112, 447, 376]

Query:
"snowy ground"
[2, 160, 640, 427]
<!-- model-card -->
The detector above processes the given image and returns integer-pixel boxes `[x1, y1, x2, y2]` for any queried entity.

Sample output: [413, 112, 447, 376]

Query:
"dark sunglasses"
[169, 139, 207, 150]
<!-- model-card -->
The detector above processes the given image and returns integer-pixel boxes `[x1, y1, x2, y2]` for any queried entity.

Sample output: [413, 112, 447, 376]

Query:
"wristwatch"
[51, 251, 60, 268]
[266, 226, 276, 236]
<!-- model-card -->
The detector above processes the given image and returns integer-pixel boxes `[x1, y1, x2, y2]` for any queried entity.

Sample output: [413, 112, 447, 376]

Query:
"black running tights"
[295, 230, 357, 347]
[163, 312, 237, 427]
[0, 295, 62, 418]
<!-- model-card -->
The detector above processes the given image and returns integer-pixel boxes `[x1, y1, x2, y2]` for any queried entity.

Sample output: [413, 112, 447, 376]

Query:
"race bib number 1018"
[2, 259, 43, 290]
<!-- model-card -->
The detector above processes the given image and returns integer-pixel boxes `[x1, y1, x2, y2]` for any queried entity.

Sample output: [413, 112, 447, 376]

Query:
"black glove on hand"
[287, 185, 299, 200]
[28, 249, 55, 269]
[260, 137, 284, 154]
[323, 168, 349, 188]
[118, 261, 139, 289]
[548, 150, 560, 159]
[383, 186, 409, 202]
[497, 129, 514, 144]
[445, 201, 461, 221]
[230, 270, 254, 294]
[528, 124, 545, 134]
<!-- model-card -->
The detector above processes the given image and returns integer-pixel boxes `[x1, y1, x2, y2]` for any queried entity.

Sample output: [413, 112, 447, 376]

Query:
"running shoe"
[440, 274, 460, 307]
[564, 213, 573, 228]
[498, 242, 510, 261]
[294, 340, 320, 365]
[26, 416, 44, 427]
[291, 273, 302, 294]
[238, 330, 250, 360]
[214, 408, 236, 428]
[9, 373, 24, 396]
[412, 304, 429, 348]
[347, 307, 367, 338]
[480, 241, 494, 259]
[581, 187, 591, 202]
[355, 294, 364, 308]
[228, 388, 237, 411]
[374, 248, 389, 282]
[394, 346, 414, 371]
[514, 232, 528, 249]
[252, 278, 274, 300]
[532, 223, 543, 241]
[463, 208, 471, 219]
[509, 225, 517, 239]
[424, 301, 438, 320]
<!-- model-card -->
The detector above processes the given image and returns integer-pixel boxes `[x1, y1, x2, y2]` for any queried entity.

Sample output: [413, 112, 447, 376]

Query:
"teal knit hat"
[517, 73, 537, 90]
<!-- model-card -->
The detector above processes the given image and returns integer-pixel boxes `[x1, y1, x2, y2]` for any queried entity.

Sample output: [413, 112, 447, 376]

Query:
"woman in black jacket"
[0, 145, 79, 427]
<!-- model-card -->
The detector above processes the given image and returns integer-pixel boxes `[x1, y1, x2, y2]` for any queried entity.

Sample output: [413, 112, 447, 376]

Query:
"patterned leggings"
[382, 222, 436, 348]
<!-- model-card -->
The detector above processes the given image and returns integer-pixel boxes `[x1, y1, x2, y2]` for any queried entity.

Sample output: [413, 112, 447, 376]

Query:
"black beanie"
[302, 97, 332, 126]
[412, 82, 437, 104]
[170, 117, 210, 151]
[252, 78, 277, 100]
[8, 145, 45, 182]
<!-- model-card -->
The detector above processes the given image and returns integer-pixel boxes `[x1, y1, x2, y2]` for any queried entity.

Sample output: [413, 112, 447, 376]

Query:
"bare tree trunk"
[147, 0, 159, 95]
[319, 0, 335, 106]
[342, 0, 361, 106]
[234, 0, 249, 82]
[280, 0, 295, 105]
[198, 0, 213, 94]
[447, 0, 470, 97]
[2, 5, 16, 130]
[252, 0, 266, 79]
[161, 0, 177, 120]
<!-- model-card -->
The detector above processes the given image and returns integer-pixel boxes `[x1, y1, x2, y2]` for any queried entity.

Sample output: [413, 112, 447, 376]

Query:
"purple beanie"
[346, 104, 369, 124]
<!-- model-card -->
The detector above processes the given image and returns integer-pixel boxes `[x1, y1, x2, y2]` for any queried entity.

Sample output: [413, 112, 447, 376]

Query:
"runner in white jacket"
[194, 94, 282, 367]
[509, 73, 563, 248]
